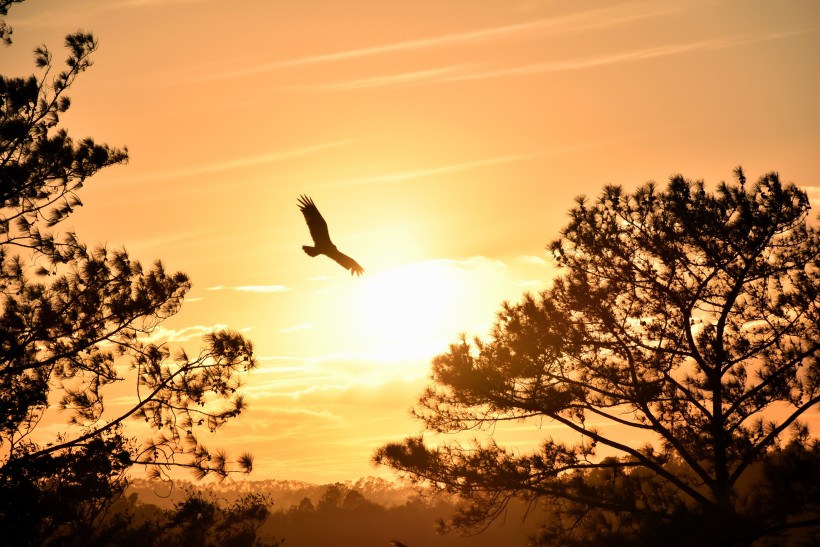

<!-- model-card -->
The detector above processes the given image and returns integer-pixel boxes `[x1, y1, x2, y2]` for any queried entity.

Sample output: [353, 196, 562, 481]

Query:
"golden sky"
[3, 0, 820, 483]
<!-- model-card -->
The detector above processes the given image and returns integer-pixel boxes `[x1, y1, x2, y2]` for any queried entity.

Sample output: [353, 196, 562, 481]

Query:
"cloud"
[120, 230, 210, 253]
[517, 255, 548, 265]
[445, 30, 816, 83]
[231, 256, 548, 402]
[279, 323, 314, 334]
[234, 285, 292, 293]
[118, 141, 352, 184]
[237, 349, 431, 400]
[202, 2, 679, 81]
[321, 136, 644, 188]
[442, 255, 510, 272]
[13, 0, 208, 30]
[312, 65, 470, 91]
[137, 324, 229, 344]
[247, 357, 313, 378]
[206, 285, 292, 293]
[123, 0, 203, 5]
[251, 406, 343, 422]
[305, 27, 817, 92]
[324, 153, 542, 187]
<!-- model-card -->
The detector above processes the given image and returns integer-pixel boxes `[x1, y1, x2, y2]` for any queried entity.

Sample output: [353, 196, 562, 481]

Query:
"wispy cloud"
[279, 323, 314, 334]
[321, 136, 646, 187]
[118, 140, 352, 183]
[13, 0, 207, 29]
[302, 27, 817, 92]
[517, 255, 548, 265]
[201, 2, 680, 80]
[445, 29, 816, 82]
[235, 285, 292, 293]
[206, 285, 292, 293]
[314, 65, 469, 91]
[122, 0, 204, 6]
[440, 255, 510, 272]
[264, 407, 343, 421]
[324, 153, 542, 188]
[138, 324, 229, 344]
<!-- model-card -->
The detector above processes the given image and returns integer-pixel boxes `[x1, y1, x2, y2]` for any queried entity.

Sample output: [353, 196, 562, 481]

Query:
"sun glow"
[329, 259, 510, 373]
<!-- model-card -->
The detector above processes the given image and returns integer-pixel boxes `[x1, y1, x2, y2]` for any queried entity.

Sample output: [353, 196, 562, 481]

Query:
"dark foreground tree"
[376, 169, 820, 546]
[92, 491, 281, 547]
[1, 5, 257, 544]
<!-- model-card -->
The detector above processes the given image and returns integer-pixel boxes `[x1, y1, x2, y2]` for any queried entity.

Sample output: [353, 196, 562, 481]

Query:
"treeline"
[127, 476, 420, 510]
[124, 478, 541, 547]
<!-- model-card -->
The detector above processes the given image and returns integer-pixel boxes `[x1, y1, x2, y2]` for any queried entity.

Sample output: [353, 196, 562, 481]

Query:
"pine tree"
[377, 170, 820, 546]
[1, 5, 257, 543]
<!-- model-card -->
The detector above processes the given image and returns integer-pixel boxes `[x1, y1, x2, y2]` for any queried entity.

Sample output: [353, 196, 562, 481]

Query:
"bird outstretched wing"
[329, 248, 364, 276]
[297, 194, 332, 247]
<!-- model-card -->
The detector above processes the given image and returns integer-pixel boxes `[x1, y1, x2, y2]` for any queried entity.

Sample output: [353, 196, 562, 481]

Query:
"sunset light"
[355, 260, 500, 362]
[2, 0, 820, 544]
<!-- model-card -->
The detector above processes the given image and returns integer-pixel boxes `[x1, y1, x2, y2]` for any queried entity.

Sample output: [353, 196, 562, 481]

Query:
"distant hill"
[128, 476, 421, 510]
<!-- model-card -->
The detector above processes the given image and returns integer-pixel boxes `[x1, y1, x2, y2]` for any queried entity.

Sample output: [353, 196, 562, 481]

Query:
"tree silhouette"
[376, 170, 820, 546]
[89, 490, 280, 547]
[150, 491, 279, 547]
[1, 4, 258, 543]
[0, 1, 24, 45]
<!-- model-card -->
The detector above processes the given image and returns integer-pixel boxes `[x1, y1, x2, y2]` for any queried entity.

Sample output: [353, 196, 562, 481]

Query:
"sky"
[2, 0, 820, 484]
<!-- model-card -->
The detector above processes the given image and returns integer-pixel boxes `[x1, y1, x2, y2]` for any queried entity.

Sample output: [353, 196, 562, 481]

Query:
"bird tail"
[302, 245, 320, 257]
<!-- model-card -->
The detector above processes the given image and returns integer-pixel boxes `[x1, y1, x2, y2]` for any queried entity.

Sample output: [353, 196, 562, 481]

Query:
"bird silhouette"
[297, 194, 364, 276]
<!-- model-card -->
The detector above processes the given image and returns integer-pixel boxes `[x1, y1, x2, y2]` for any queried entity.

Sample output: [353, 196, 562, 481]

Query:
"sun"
[350, 261, 478, 364]
[315, 257, 518, 379]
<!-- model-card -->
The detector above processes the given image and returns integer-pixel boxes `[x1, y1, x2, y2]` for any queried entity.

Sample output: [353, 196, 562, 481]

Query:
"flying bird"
[297, 194, 364, 276]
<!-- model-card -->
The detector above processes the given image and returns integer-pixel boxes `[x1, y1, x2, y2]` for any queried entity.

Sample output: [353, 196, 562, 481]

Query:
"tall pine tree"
[377, 170, 820, 546]
[1, 4, 257, 543]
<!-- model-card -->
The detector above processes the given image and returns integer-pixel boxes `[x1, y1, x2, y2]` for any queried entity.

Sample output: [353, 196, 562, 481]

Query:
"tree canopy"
[1, 5, 258, 543]
[94, 490, 280, 547]
[376, 169, 820, 546]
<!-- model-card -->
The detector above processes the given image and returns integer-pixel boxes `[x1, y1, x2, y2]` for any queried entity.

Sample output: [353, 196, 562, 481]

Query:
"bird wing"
[297, 194, 332, 247]
[328, 248, 364, 276]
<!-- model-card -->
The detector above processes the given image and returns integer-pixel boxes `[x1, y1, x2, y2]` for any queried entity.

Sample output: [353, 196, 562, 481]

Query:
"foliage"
[0, 425, 132, 544]
[376, 169, 820, 546]
[261, 481, 538, 547]
[159, 491, 278, 547]
[0, 0, 24, 45]
[77, 490, 280, 547]
[0, 4, 258, 543]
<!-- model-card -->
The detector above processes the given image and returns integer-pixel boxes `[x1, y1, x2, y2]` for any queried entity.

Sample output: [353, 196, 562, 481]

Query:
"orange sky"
[2, 0, 820, 484]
